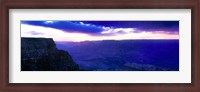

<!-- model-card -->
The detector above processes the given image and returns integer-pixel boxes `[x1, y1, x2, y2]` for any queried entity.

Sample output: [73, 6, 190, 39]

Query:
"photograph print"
[21, 21, 179, 71]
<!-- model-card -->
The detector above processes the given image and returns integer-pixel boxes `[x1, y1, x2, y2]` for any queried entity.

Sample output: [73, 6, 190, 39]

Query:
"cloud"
[44, 21, 55, 24]
[21, 24, 179, 42]
[101, 28, 137, 35]
[82, 21, 179, 32]
[28, 31, 44, 35]
[22, 21, 104, 34]
[21, 24, 91, 42]
[21, 21, 179, 36]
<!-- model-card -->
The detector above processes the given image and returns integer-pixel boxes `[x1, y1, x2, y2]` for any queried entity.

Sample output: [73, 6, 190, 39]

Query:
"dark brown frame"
[0, 0, 199, 92]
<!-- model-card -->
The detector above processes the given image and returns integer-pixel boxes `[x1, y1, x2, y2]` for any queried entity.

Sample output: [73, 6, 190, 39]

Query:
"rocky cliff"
[21, 38, 79, 71]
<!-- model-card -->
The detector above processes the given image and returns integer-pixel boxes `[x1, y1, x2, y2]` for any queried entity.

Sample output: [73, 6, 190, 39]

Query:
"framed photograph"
[1, 0, 199, 92]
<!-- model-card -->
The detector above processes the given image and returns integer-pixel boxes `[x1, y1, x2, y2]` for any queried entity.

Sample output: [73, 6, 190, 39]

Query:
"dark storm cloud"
[82, 21, 179, 32]
[21, 21, 103, 34]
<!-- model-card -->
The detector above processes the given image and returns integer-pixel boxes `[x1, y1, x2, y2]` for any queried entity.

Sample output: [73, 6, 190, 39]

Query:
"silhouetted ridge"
[21, 37, 79, 71]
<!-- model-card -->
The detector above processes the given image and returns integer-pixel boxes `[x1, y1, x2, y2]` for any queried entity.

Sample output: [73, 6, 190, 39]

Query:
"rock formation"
[21, 38, 79, 71]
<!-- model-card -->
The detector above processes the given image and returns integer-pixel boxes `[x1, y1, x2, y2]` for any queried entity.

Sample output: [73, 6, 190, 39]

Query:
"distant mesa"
[21, 37, 79, 71]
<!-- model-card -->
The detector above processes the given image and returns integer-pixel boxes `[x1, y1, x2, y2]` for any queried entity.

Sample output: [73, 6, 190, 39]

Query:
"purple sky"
[21, 21, 179, 42]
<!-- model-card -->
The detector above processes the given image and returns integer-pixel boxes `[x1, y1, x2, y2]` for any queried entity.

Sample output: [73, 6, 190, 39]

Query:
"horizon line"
[21, 37, 179, 42]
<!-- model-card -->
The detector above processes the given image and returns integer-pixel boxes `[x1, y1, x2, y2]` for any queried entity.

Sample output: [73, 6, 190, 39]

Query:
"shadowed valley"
[56, 40, 179, 71]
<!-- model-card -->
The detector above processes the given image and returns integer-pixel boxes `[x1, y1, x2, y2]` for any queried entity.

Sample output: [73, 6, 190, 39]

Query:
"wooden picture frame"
[0, 0, 199, 92]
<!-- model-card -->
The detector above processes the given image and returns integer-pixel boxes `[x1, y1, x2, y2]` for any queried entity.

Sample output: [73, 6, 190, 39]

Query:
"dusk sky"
[21, 21, 179, 42]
